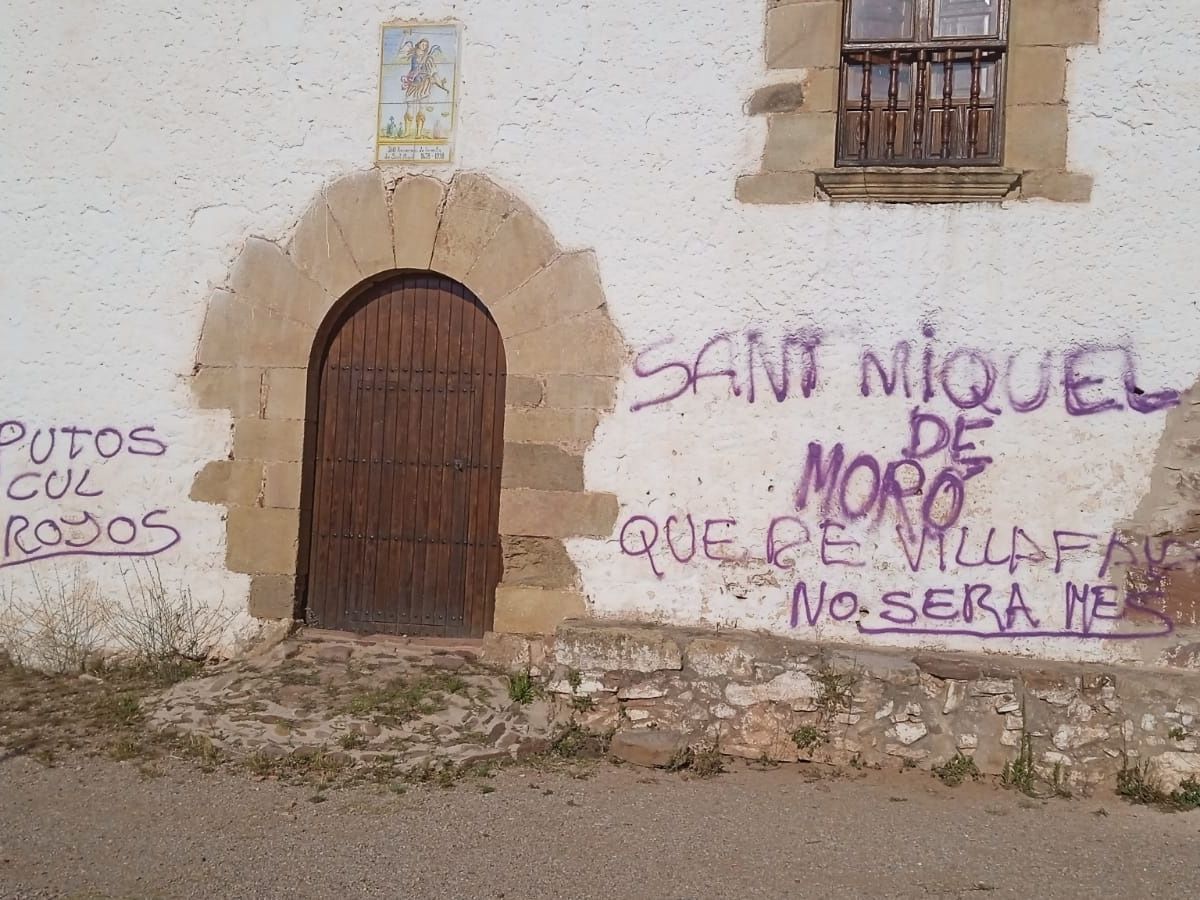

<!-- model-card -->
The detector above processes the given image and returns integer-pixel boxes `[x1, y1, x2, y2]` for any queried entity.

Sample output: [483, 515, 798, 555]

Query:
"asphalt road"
[1, 754, 1197, 899]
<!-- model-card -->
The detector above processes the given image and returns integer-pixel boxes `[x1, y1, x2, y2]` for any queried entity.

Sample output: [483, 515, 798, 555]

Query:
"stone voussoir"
[488, 250, 606, 339]
[505, 375, 544, 408]
[390, 174, 446, 269]
[202, 169, 627, 641]
[264, 368, 307, 420]
[431, 172, 517, 281]
[323, 168, 395, 276]
[230, 236, 334, 329]
[197, 290, 314, 369]
[287, 193, 363, 299]
[505, 309, 624, 378]
[464, 201, 560, 301]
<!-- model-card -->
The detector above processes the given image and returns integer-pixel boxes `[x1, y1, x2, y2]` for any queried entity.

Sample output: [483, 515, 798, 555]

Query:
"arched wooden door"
[301, 273, 505, 638]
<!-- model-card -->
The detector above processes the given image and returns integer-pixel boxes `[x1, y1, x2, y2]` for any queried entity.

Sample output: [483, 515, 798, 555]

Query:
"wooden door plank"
[395, 278, 430, 627]
[446, 281, 479, 633]
[418, 279, 450, 633]
[427, 281, 456, 631]
[431, 281, 465, 630]
[410, 276, 441, 630]
[327, 314, 358, 629]
[361, 285, 392, 626]
[474, 320, 505, 637]
[345, 298, 372, 629]
[304, 274, 506, 638]
[373, 282, 405, 627]
[308, 327, 343, 627]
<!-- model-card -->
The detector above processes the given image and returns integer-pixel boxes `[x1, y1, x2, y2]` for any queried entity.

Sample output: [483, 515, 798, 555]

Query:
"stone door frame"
[190, 169, 624, 636]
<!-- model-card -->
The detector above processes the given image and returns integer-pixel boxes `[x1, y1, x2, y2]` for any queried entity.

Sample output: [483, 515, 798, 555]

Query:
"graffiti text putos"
[0, 421, 180, 569]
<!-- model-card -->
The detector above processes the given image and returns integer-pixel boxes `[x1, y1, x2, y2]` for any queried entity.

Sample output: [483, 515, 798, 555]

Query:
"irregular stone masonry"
[483, 621, 1200, 793]
[149, 633, 557, 773]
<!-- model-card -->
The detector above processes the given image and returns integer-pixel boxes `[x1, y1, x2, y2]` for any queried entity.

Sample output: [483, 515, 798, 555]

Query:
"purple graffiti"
[620, 327, 1185, 648]
[0, 422, 179, 568]
[620, 512, 746, 578]
[1, 509, 182, 570]
[631, 330, 822, 412]
[618, 504, 1182, 641]
[0, 422, 169, 461]
[860, 334, 1180, 417]
[792, 408, 1000, 536]
[794, 440, 970, 536]
[893, 524, 1200, 581]
[794, 578, 1174, 640]
[766, 516, 810, 570]
[895, 525, 1049, 575]
[790, 580, 860, 627]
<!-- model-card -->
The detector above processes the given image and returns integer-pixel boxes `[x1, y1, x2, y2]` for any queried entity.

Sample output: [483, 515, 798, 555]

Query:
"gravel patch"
[1, 753, 1198, 899]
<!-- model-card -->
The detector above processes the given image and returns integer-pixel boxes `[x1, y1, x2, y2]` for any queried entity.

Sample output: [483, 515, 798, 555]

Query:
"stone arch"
[190, 169, 624, 636]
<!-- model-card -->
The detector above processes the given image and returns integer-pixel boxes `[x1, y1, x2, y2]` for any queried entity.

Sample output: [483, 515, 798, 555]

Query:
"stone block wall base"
[481, 630, 554, 676]
[485, 620, 1200, 792]
[229, 617, 299, 662]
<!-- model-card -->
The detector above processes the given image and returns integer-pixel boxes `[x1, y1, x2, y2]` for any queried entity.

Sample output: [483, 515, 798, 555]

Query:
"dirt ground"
[1, 751, 1198, 900]
[0, 636, 565, 790]
[2, 648, 1199, 899]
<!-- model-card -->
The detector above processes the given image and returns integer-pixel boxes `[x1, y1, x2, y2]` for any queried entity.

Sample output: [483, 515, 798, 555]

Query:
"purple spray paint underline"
[856, 624, 1174, 640]
[0, 536, 182, 571]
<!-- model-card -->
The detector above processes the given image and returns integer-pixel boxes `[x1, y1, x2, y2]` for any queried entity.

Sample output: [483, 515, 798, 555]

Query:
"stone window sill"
[815, 167, 1022, 204]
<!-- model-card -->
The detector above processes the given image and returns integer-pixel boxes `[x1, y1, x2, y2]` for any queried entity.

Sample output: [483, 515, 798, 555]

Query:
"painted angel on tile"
[393, 38, 450, 138]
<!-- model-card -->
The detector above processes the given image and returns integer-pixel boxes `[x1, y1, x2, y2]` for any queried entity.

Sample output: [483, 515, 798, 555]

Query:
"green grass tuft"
[507, 670, 539, 705]
[933, 752, 980, 787]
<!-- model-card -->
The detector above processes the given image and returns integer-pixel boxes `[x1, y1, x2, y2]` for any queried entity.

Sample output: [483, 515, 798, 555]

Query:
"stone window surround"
[190, 169, 627, 638]
[737, 0, 1100, 204]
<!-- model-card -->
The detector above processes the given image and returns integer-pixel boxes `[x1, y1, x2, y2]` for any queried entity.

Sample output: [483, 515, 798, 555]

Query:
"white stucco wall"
[3, 0, 1198, 664]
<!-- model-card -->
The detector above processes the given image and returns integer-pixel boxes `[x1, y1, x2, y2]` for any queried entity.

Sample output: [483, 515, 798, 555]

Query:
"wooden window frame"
[836, 0, 1011, 168]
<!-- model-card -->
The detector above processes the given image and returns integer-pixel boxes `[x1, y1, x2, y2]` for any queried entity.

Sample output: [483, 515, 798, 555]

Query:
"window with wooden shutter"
[838, 0, 1009, 166]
